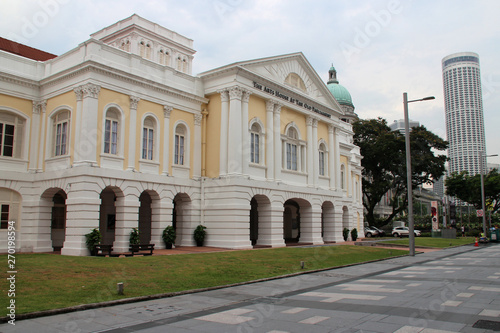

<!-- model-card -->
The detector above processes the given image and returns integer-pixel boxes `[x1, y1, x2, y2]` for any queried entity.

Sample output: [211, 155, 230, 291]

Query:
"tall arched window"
[52, 110, 70, 157]
[174, 124, 186, 165]
[104, 108, 119, 155]
[0, 111, 25, 158]
[340, 164, 346, 190]
[250, 123, 261, 164]
[285, 126, 301, 171]
[318, 142, 327, 176]
[142, 116, 156, 160]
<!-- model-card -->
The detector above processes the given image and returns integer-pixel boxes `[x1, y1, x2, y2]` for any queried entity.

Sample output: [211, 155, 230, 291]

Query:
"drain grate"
[473, 320, 500, 331]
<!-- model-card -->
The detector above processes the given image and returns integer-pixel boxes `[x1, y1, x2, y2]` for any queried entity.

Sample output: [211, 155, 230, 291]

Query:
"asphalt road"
[2, 243, 499, 333]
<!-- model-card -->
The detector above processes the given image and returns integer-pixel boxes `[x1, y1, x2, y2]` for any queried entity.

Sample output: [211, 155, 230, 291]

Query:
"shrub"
[129, 228, 140, 245]
[343, 227, 350, 241]
[351, 228, 358, 241]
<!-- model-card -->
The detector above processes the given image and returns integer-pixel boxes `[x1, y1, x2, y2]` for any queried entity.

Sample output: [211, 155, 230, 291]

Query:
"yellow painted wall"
[45, 91, 77, 168]
[136, 100, 164, 172]
[280, 107, 306, 138]
[0, 94, 32, 116]
[169, 109, 195, 178]
[97, 88, 130, 168]
[248, 95, 266, 127]
[317, 121, 329, 144]
[205, 93, 221, 178]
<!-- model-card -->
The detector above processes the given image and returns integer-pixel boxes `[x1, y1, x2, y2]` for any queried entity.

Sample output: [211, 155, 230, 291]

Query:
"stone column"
[312, 119, 319, 186]
[73, 83, 100, 167]
[218, 89, 229, 176]
[322, 204, 337, 243]
[162, 105, 172, 175]
[113, 194, 140, 253]
[193, 113, 202, 178]
[332, 207, 346, 242]
[62, 183, 101, 256]
[306, 117, 313, 185]
[256, 202, 286, 248]
[328, 125, 335, 189]
[335, 130, 341, 190]
[127, 96, 140, 171]
[265, 100, 275, 180]
[150, 198, 173, 249]
[273, 103, 282, 181]
[30, 100, 45, 172]
[228, 86, 243, 175]
[241, 90, 251, 175]
[299, 205, 324, 245]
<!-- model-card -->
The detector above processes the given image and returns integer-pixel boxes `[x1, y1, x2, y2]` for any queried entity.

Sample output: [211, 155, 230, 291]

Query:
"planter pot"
[165, 243, 173, 249]
[196, 240, 204, 247]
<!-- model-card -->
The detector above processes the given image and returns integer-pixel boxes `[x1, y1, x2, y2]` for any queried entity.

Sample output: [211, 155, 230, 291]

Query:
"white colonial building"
[0, 15, 363, 255]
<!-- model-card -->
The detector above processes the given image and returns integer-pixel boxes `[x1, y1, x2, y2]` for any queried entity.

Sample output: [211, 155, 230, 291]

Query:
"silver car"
[392, 226, 421, 237]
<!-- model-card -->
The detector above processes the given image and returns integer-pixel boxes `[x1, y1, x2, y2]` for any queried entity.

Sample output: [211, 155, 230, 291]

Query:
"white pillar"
[114, 195, 140, 253]
[306, 117, 314, 185]
[162, 105, 172, 175]
[30, 100, 45, 171]
[127, 96, 140, 171]
[273, 103, 282, 181]
[332, 207, 345, 242]
[219, 89, 229, 176]
[328, 125, 335, 189]
[256, 202, 286, 247]
[312, 118, 319, 187]
[241, 90, 251, 176]
[193, 113, 202, 178]
[265, 100, 275, 180]
[228, 86, 243, 175]
[73, 83, 100, 167]
[335, 130, 341, 190]
[150, 198, 173, 249]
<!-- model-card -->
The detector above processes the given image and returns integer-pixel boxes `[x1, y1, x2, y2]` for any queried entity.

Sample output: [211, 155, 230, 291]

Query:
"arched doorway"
[342, 206, 350, 241]
[172, 193, 191, 246]
[99, 188, 117, 245]
[283, 200, 300, 243]
[139, 191, 152, 244]
[250, 197, 258, 245]
[321, 201, 335, 242]
[51, 190, 67, 251]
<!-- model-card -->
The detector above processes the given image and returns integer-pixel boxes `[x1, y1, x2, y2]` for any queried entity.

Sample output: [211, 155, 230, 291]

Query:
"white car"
[392, 226, 421, 237]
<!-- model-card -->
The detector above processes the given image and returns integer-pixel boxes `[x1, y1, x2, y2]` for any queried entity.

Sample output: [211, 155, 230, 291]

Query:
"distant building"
[442, 52, 486, 176]
[389, 119, 420, 135]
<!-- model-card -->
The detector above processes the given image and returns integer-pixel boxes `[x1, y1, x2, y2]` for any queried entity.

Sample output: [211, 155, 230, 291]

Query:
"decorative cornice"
[32, 100, 47, 114]
[274, 102, 282, 114]
[194, 113, 202, 126]
[306, 117, 313, 126]
[163, 105, 173, 118]
[130, 96, 140, 110]
[328, 124, 334, 134]
[266, 100, 275, 113]
[312, 118, 318, 128]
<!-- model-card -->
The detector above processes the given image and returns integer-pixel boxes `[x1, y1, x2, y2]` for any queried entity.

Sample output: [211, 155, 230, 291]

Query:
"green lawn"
[1, 245, 406, 315]
[380, 237, 475, 248]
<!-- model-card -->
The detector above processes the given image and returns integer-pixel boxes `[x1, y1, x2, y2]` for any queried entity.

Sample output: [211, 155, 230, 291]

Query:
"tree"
[353, 118, 447, 227]
[446, 169, 500, 214]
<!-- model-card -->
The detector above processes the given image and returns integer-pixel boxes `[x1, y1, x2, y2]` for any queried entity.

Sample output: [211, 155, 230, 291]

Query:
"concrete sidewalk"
[1, 243, 497, 333]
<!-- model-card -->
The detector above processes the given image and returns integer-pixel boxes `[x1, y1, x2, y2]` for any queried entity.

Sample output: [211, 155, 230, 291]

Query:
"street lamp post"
[403, 92, 435, 256]
[480, 151, 498, 235]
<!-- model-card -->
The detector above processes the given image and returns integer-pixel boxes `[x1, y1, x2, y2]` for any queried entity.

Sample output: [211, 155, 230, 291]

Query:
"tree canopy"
[353, 118, 448, 227]
[445, 169, 500, 214]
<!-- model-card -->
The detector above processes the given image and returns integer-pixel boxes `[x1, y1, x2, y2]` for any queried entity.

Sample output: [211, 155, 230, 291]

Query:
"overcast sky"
[1, 0, 499, 165]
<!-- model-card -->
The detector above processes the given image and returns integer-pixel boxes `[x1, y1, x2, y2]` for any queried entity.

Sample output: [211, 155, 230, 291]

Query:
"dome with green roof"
[326, 65, 354, 108]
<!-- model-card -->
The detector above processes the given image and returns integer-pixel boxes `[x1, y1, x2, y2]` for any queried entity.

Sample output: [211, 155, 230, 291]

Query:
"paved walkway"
[2, 243, 498, 333]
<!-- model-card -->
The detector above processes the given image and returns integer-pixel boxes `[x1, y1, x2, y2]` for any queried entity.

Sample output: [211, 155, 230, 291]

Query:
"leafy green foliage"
[162, 225, 176, 245]
[84, 228, 101, 252]
[351, 228, 358, 241]
[446, 169, 500, 214]
[343, 227, 350, 241]
[129, 228, 140, 245]
[193, 224, 207, 244]
[353, 118, 447, 227]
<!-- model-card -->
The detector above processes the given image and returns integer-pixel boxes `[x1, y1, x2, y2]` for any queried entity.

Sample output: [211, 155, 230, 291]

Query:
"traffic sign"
[476, 209, 484, 217]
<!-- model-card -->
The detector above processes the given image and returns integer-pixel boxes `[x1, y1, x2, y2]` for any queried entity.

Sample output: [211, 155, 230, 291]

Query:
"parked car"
[392, 226, 421, 237]
[372, 226, 386, 237]
[364, 226, 379, 238]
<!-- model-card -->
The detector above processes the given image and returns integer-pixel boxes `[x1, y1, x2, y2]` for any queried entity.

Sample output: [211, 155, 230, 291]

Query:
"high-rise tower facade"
[442, 52, 486, 176]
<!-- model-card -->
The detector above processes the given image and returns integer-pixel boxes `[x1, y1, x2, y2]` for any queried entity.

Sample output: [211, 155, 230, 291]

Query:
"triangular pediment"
[200, 53, 342, 113]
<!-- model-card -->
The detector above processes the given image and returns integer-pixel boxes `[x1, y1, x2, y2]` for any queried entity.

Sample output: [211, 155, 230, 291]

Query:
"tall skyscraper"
[442, 52, 486, 176]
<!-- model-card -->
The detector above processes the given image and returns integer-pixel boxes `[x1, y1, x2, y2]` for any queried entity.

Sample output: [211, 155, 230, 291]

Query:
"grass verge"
[1, 245, 406, 314]
[380, 237, 475, 248]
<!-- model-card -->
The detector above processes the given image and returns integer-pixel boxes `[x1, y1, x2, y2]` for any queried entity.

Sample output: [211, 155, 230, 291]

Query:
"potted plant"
[193, 224, 207, 247]
[129, 228, 140, 245]
[85, 228, 102, 256]
[162, 226, 176, 249]
[351, 228, 358, 241]
[343, 227, 350, 241]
